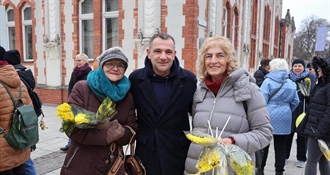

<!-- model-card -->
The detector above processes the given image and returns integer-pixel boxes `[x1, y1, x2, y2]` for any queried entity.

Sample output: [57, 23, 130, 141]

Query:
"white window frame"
[6, 8, 15, 50]
[102, 0, 119, 52]
[22, 5, 33, 61]
[231, 13, 236, 48]
[79, 0, 94, 60]
[222, 8, 227, 37]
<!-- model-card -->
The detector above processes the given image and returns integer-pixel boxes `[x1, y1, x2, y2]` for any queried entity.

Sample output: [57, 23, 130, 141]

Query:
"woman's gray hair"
[76, 53, 89, 63]
[269, 58, 289, 72]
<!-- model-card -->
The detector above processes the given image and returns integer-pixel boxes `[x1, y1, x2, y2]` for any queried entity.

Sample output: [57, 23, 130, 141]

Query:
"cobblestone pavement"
[32, 105, 309, 175]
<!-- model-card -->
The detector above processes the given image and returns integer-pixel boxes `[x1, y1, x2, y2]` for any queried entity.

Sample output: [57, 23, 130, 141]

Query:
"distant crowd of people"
[1, 32, 329, 175]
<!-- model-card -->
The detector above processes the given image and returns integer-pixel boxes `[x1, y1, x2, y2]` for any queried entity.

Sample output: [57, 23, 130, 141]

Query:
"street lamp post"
[278, 19, 285, 57]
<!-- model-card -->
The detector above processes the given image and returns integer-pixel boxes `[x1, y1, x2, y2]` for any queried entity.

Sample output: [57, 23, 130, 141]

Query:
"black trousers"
[0, 163, 25, 175]
[262, 135, 289, 173]
[285, 132, 307, 161]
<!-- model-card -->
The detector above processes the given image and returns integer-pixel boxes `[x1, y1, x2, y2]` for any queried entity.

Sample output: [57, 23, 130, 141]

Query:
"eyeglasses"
[104, 62, 126, 71]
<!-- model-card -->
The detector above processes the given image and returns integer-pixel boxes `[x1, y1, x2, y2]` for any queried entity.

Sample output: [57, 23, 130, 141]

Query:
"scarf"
[289, 68, 309, 82]
[87, 68, 131, 102]
[73, 63, 92, 79]
[0, 60, 9, 66]
[205, 74, 228, 95]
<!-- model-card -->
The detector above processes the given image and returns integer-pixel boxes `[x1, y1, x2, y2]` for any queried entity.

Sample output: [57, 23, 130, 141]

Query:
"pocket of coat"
[63, 146, 79, 168]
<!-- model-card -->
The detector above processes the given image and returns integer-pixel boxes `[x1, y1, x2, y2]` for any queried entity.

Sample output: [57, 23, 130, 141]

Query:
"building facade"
[0, 0, 296, 104]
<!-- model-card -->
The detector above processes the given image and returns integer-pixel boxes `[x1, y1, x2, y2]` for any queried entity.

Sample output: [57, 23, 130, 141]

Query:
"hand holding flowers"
[56, 97, 117, 135]
[185, 118, 254, 175]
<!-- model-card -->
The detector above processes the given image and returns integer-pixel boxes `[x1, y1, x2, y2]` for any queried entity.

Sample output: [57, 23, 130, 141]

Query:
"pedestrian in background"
[260, 58, 299, 175]
[307, 62, 315, 74]
[185, 35, 273, 175]
[303, 56, 330, 175]
[254, 58, 271, 87]
[0, 48, 32, 175]
[253, 58, 271, 175]
[60, 53, 92, 152]
[5, 49, 38, 175]
[286, 58, 316, 168]
[60, 47, 137, 175]
[129, 33, 197, 175]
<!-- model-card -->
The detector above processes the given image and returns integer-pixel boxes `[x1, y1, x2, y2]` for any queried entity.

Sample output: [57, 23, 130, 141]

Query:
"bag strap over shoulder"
[0, 81, 22, 107]
[268, 78, 287, 102]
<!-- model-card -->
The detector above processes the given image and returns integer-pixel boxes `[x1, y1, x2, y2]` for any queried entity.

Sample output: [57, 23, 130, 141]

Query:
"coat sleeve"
[232, 84, 273, 153]
[316, 87, 330, 139]
[290, 89, 300, 112]
[253, 71, 264, 87]
[67, 82, 109, 146]
[113, 93, 138, 146]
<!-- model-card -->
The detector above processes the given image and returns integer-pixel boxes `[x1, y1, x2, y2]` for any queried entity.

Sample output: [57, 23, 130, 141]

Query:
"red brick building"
[0, 0, 295, 104]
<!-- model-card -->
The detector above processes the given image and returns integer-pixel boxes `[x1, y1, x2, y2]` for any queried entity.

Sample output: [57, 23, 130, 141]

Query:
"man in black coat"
[254, 58, 271, 87]
[129, 33, 197, 175]
[253, 58, 271, 175]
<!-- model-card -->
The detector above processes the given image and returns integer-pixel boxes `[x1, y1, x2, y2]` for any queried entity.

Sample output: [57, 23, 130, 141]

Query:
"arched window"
[7, 8, 15, 50]
[22, 5, 33, 60]
[79, 0, 94, 59]
[102, 0, 118, 51]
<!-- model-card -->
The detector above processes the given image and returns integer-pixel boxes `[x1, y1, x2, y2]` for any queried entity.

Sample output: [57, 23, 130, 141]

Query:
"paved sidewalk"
[32, 105, 308, 175]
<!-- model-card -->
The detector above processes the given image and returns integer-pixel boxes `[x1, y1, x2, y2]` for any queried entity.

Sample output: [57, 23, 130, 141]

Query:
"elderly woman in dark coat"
[60, 47, 137, 175]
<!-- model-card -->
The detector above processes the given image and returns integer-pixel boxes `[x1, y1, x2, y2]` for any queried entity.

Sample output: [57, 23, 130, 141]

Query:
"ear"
[146, 49, 151, 59]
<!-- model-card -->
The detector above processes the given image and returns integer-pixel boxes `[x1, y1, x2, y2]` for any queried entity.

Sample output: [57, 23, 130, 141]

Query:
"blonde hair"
[76, 53, 89, 63]
[196, 35, 238, 81]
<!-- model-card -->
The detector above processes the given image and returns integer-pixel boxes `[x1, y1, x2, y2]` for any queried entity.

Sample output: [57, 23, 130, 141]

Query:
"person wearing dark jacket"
[60, 47, 137, 175]
[4, 49, 38, 175]
[303, 56, 330, 175]
[286, 58, 316, 168]
[254, 58, 271, 87]
[60, 53, 92, 151]
[129, 33, 197, 175]
[253, 58, 271, 175]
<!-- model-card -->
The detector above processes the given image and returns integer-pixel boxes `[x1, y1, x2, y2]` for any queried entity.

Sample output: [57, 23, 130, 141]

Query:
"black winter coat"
[129, 56, 197, 175]
[304, 79, 330, 141]
[68, 66, 91, 95]
[253, 66, 269, 87]
[304, 56, 330, 141]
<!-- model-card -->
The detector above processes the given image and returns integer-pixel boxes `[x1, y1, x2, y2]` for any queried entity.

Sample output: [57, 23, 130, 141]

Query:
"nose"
[160, 51, 166, 59]
[210, 55, 218, 62]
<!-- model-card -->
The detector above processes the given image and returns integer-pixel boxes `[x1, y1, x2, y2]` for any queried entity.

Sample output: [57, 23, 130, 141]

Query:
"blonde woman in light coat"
[184, 35, 273, 175]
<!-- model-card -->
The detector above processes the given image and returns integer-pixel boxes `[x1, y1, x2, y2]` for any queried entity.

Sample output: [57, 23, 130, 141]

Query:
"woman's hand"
[106, 120, 125, 143]
[218, 137, 234, 145]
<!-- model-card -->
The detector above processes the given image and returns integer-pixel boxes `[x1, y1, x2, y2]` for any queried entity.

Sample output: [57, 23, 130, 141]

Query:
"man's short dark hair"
[149, 33, 175, 49]
[260, 58, 271, 67]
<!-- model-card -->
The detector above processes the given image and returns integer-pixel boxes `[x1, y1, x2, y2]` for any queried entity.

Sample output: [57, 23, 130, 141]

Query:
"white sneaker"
[294, 160, 305, 168]
[285, 159, 288, 165]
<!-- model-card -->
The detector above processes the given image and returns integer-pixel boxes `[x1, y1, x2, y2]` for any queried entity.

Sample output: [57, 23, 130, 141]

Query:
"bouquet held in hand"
[185, 121, 254, 175]
[56, 97, 117, 135]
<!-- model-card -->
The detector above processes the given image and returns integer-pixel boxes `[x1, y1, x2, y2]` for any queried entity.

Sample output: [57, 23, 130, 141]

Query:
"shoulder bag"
[108, 126, 146, 175]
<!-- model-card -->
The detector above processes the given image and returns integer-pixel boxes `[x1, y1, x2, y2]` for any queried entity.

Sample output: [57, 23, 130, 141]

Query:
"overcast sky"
[282, 0, 330, 31]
